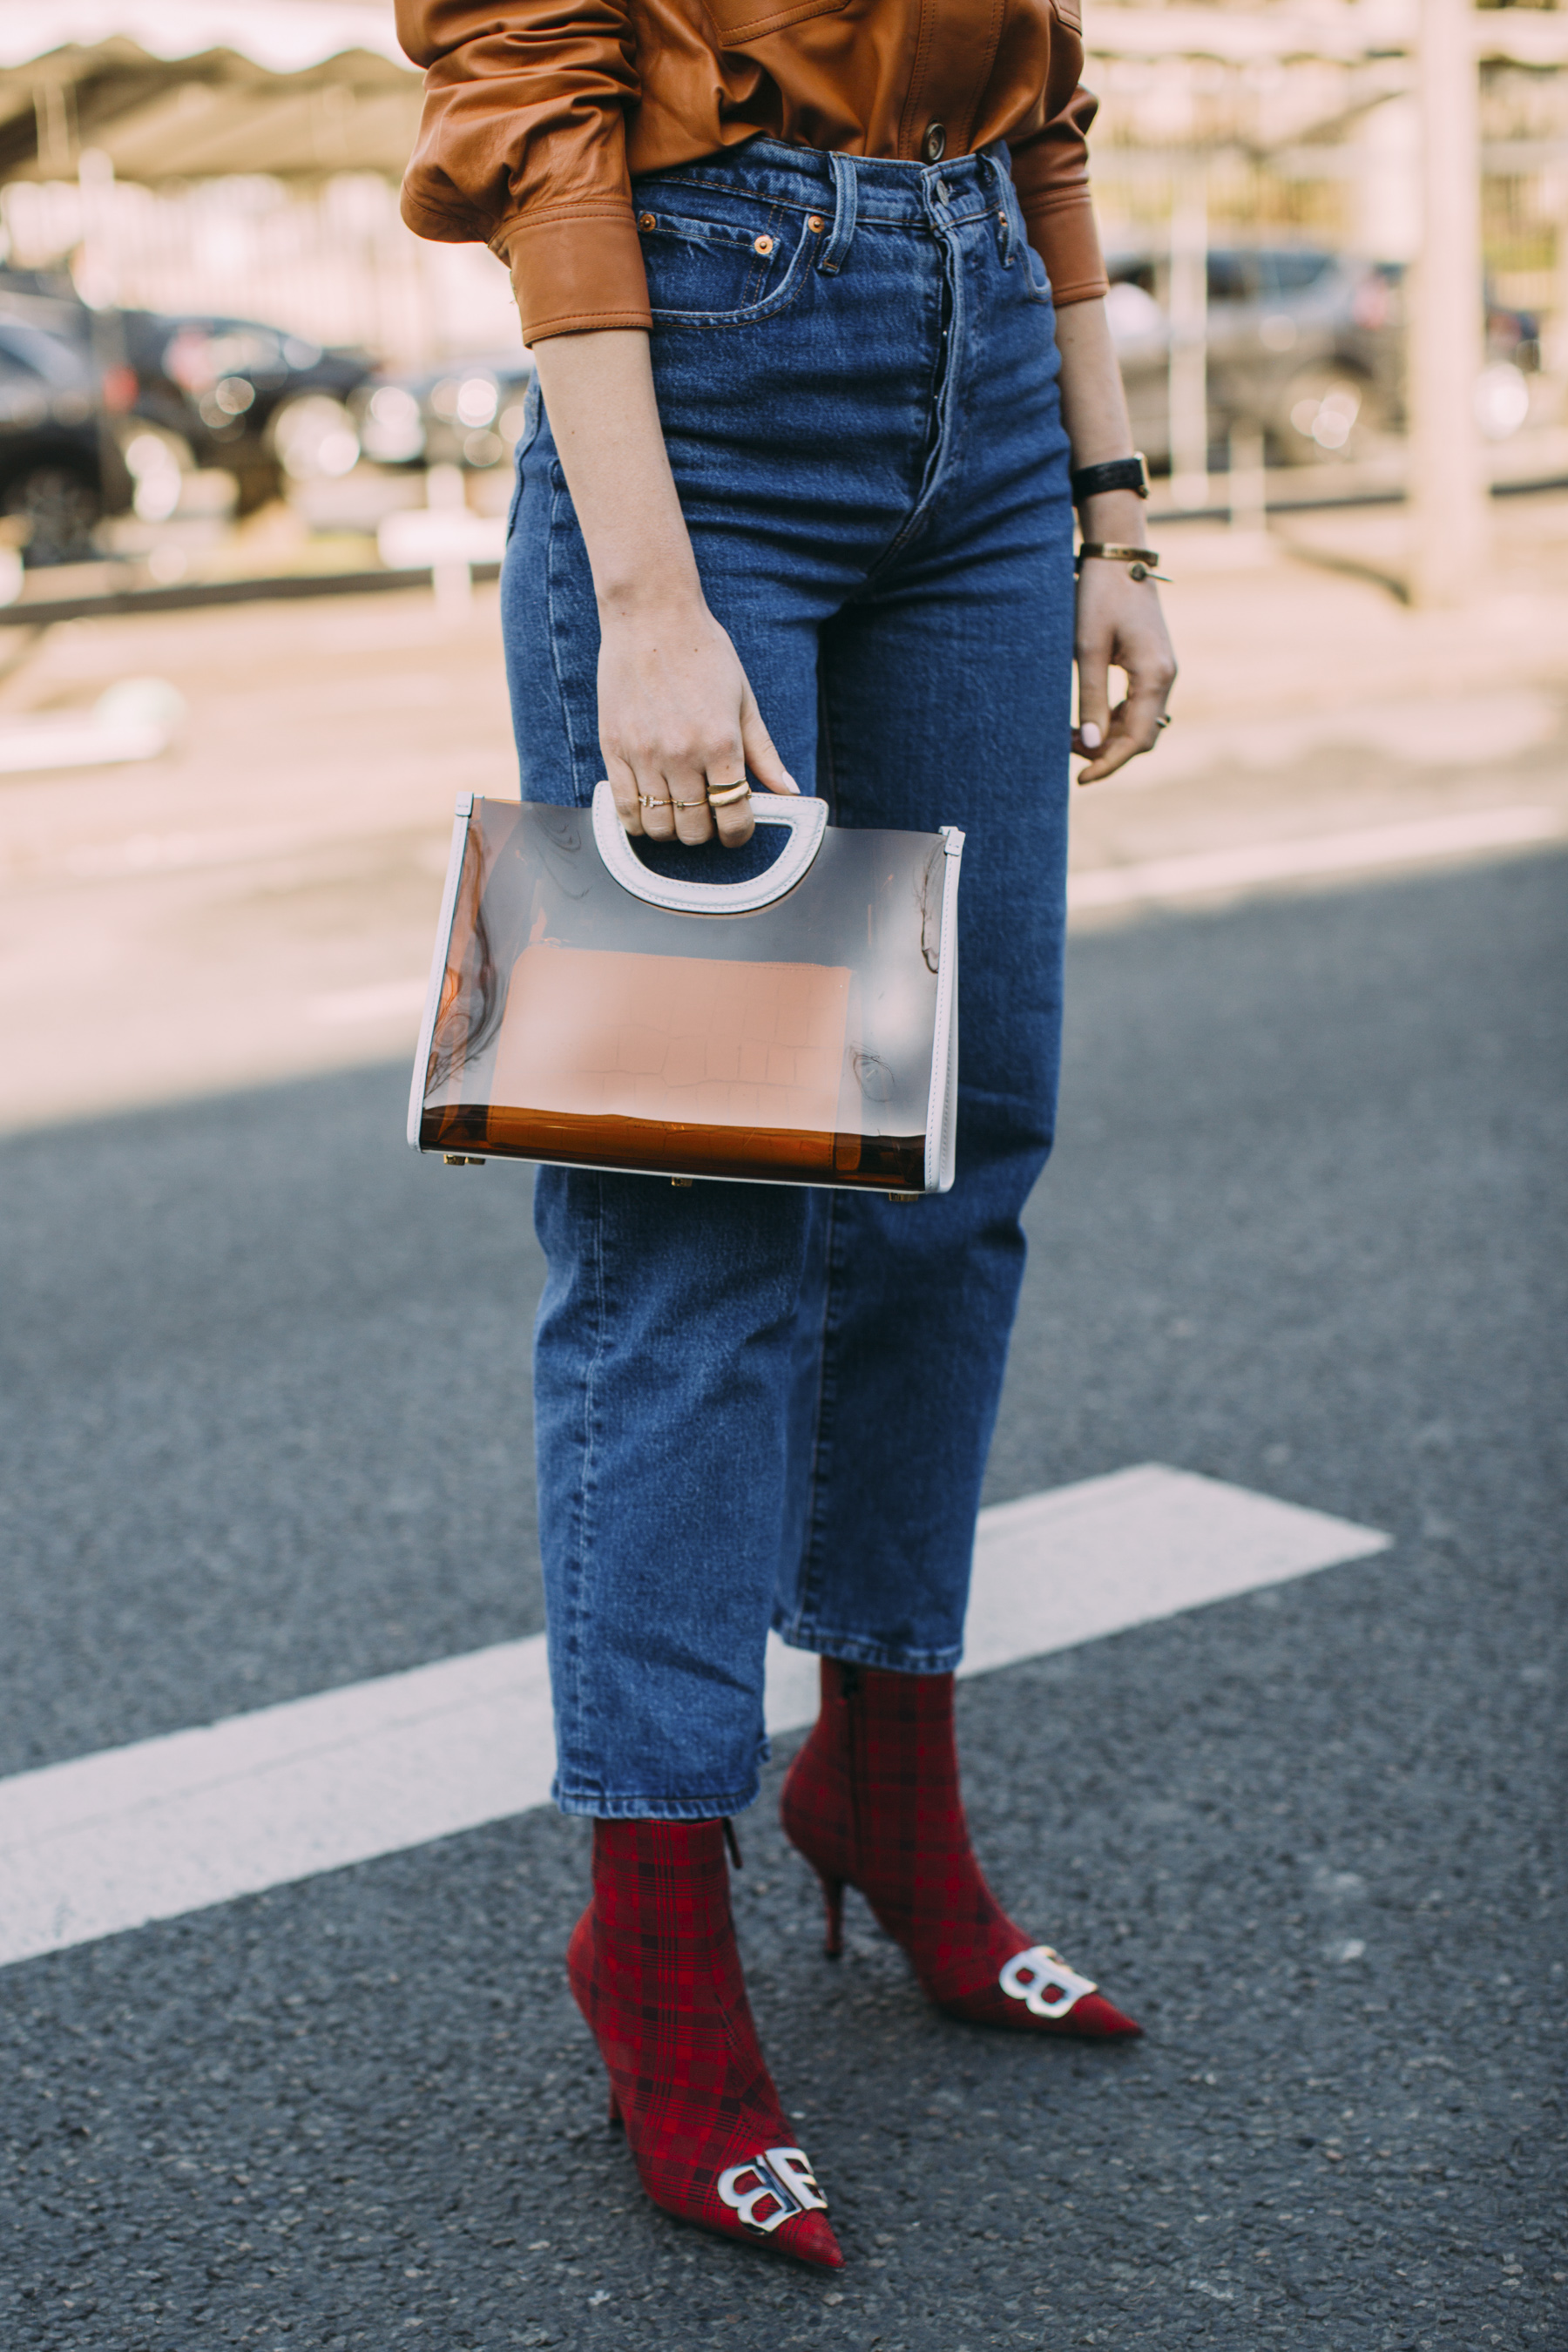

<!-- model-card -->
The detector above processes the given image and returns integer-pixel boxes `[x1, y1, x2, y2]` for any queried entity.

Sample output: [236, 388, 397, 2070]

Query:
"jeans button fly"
[923, 122, 946, 164]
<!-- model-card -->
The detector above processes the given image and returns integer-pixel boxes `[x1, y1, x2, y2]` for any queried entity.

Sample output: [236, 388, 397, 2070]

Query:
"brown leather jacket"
[395, 0, 1105, 344]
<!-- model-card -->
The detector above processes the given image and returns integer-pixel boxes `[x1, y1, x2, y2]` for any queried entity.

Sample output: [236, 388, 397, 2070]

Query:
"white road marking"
[0, 1465, 1388, 1970]
[1066, 802, 1564, 913]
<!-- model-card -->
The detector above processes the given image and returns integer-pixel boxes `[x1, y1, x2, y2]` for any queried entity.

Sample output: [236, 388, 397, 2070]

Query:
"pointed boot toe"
[1062, 1988, 1143, 2039]
[778, 2207, 845, 2269]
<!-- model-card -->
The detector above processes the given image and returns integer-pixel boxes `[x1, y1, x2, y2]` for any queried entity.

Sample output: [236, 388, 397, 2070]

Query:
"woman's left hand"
[1071, 555, 1177, 786]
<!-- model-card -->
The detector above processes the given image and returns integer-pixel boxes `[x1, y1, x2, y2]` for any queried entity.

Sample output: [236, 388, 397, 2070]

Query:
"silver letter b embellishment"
[716, 2156, 801, 2234]
[998, 1943, 1097, 2019]
[764, 2146, 828, 2212]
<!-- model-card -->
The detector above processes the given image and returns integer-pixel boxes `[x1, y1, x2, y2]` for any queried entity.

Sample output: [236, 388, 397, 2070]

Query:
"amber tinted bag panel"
[411, 796, 961, 1190]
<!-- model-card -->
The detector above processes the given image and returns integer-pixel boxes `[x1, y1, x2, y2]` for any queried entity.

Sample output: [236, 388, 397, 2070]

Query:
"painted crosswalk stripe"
[1065, 802, 1564, 914]
[0, 1464, 1389, 1970]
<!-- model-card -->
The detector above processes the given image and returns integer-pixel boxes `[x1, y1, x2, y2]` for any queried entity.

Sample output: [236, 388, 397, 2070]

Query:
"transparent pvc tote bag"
[409, 785, 963, 1195]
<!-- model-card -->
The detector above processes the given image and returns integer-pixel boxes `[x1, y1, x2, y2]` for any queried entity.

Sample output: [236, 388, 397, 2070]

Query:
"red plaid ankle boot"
[780, 1661, 1142, 2038]
[567, 1818, 843, 2267]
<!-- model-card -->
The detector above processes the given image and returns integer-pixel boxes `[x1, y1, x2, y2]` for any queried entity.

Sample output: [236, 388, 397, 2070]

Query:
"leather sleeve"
[395, 0, 653, 344]
[1008, 77, 1109, 308]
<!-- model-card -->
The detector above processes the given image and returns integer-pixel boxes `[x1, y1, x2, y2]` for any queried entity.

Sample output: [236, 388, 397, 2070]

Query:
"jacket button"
[923, 122, 946, 164]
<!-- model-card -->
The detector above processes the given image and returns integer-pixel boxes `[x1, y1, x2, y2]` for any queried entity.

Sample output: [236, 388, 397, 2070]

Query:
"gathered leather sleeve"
[395, 0, 652, 344]
[1007, 55, 1108, 307]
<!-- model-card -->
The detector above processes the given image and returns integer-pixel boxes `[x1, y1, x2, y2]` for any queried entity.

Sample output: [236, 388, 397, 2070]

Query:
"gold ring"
[706, 780, 750, 808]
[637, 792, 671, 808]
[671, 794, 707, 808]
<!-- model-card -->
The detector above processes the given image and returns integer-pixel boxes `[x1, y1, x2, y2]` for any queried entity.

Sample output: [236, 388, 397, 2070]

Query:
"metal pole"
[1409, 0, 1487, 606]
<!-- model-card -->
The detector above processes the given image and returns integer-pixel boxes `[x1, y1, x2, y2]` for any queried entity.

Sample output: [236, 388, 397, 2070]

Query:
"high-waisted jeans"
[499, 138, 1074, 1819]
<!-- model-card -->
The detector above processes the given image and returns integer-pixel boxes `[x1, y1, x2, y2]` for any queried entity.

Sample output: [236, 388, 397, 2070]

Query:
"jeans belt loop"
[819, 151, 859, 276]
[981, 147, 1018, 267]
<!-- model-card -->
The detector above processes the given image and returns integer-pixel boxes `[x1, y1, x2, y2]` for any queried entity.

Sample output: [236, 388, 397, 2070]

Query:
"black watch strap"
[1071, 453, 1149, 506]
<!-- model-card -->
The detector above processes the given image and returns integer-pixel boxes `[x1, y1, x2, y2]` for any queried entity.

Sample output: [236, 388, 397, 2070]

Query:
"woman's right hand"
[597, 595, 798, 848]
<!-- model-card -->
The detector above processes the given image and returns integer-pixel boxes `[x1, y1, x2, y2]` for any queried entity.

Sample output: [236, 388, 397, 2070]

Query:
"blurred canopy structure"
[0, 1, 419, 181]
[0, 1, 1563, 603]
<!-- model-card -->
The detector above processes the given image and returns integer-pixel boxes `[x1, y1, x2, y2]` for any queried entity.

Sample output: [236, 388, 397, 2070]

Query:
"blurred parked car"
[0, 273, 372, 513]
[118, 314, 373, 510]
[352, 354, 535, 474]
[1106, 246, 1406, 467]
[0, 312, 132, 564]
[1107, 246, 1540, 470]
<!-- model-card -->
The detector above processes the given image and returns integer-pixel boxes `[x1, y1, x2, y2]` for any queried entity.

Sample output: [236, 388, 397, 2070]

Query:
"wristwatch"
[1070, 452, 1150, 507]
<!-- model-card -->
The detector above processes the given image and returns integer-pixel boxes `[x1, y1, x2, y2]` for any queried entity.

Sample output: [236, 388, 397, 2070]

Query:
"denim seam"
[776, 678, 848, 1647]
[545, 464, 594, 799]
[553, 1176, 605, 1800]
[780, 1186, 847, 1648]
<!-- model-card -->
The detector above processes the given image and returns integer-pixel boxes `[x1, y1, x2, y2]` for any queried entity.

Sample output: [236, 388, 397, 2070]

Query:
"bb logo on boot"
[717, 2147, 828, 2234]
[999, 1944, 1096, 2018]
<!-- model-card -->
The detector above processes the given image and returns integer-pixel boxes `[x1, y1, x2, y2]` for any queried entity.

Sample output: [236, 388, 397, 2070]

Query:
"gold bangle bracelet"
[1075, 542, 1170, 583]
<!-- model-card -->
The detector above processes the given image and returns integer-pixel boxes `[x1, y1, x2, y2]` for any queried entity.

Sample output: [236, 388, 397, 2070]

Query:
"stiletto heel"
[818, 1872, 845, 1959]
[782, 1660, 1142, 2040]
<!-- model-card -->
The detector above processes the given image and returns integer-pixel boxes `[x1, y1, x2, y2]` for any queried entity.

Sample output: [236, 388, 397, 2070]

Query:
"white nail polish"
[1080, 722, 1102, 751]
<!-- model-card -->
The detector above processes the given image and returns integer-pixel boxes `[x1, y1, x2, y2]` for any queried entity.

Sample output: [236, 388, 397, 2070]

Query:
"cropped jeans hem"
[552, 1776, 768, 1823]
[771, 1618, 963, 1677]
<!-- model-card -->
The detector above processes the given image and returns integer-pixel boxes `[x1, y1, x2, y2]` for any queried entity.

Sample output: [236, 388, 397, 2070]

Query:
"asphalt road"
[2, 852, 1565, 2350]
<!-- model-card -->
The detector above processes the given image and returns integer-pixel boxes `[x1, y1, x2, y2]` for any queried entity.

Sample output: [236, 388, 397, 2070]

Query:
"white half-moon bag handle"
[591, 781, 829, 915]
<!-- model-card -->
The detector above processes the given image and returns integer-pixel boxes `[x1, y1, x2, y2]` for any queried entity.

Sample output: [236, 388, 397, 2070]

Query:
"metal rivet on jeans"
[754, 233, 774, 255]
[638, 212, 655, 230]
[808, 213, 825, 233]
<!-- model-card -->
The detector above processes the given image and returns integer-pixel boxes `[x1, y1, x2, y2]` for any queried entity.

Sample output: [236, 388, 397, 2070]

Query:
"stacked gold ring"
[706, 780, 750, 808]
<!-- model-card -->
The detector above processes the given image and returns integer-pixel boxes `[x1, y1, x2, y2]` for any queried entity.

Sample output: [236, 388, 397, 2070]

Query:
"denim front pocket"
[635, 199, 814, 328]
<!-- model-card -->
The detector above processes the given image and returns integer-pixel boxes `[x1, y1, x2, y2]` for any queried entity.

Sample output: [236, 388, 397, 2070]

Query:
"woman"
[397, 0, 1175, 2271]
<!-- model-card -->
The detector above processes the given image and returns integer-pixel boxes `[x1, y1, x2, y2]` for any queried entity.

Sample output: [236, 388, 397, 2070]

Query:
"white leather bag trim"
[923, 827, 966, 1192]
[408, 792, 475, 1149]
[591, 781, 828, 914]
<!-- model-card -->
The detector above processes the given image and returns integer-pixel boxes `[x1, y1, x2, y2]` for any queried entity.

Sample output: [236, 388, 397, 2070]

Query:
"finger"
[603, 753, 644, 835]
[700, 719, 754, 847]
[669, 768, 717, 847]
[639, 772, 678, 839]
[1078, 655, 1176, 783]
[1075, 699, 1146, 784]
[739, 681, 799, 798]
[1074, 638, 1112, 768]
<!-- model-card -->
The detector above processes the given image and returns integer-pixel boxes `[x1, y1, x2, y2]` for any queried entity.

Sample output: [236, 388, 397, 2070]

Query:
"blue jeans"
[499, 139, 1074, 1818]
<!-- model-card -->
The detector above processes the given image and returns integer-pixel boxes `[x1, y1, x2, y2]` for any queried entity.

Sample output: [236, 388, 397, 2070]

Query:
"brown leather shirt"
[395, 0, 1105, 344]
